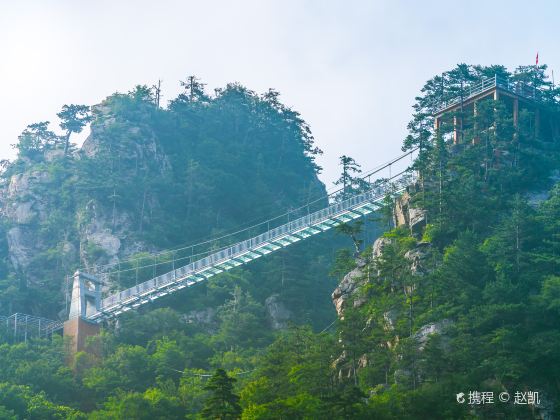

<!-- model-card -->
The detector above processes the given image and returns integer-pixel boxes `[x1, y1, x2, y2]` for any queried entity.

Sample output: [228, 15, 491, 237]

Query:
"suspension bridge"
[1, 149, 418, 347]
[74, 149, 416, 323]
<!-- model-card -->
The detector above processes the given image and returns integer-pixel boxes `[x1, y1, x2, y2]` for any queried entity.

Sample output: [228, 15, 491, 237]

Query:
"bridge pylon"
[63, 271, 102, 357]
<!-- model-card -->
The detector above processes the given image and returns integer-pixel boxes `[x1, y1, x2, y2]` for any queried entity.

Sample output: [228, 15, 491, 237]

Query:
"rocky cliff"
[0, 86, 329, 325]
[331, 188, 428, 319]
[331, 186, 447, 382]
[0, 102, 169, 289]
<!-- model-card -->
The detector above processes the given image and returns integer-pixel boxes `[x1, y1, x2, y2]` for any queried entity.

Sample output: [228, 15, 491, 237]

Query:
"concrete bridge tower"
[63, 271, 102, 355]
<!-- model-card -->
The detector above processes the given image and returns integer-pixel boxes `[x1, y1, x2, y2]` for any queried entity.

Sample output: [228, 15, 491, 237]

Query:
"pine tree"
[201, 369, 241, 420]
[180, 75, 207, 102]
[336, 220, 364, 256]
[13, 121, 59, 158]
[57, 104, 93, 155]
[334, 155, 368, 201]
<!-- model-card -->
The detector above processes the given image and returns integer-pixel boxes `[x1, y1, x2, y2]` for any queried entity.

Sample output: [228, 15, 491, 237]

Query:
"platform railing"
[435, 74, 541, 113]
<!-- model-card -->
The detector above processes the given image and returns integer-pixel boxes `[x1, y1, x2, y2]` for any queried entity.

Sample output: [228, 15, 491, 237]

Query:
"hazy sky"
[0, 0, 558, 187]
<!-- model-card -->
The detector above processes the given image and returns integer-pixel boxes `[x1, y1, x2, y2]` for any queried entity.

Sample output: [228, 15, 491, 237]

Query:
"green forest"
[0, 63, 559, 419]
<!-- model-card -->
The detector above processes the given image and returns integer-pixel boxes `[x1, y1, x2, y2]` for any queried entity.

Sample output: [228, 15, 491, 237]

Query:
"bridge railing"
[98, 171, 414, 314]
[0, 313, 63, 342]
[435, 74, 542, 114]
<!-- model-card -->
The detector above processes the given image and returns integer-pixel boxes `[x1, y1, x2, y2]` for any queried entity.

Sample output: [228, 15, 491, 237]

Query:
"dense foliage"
[326, 63, 560, 418]
[0, 78, 350, 417]
[0, 64, 559, 419]
[0, 78, 345, 323]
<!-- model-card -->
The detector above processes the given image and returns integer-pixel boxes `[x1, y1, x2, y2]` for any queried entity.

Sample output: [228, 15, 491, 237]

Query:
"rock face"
[332, 188, 442, 382]
[383, 309, 398, 331]
[332, 257, 368, 317]
[404, 242, 432, 276]
[0, 101, 173, 284]
[394, 191, 426, 236]
[73, 102, 170, 267]
[183, 308, 216, 331]
[82, 104, 171, 174]
[1, 170, 52, 280]
[414, 319, 453, 351]
[77, 199, 145, 268]
[372, 236, 392, 260]
[5, 171, 50, 226]
[264, 294, 292, 330]
[331, 236, 400, 318]
[7, 227, 32, 273]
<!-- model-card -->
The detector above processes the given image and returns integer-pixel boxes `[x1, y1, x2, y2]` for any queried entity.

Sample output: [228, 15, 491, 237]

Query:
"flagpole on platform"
[534, 52, 539, 90]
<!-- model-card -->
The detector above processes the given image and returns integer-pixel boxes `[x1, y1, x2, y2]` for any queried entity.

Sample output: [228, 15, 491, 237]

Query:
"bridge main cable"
[85, 147, 418, 277]
[85, 163, 416, 323]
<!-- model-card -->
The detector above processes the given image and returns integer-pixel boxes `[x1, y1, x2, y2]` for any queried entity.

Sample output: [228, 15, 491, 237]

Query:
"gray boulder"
[265, 294, 292, 330]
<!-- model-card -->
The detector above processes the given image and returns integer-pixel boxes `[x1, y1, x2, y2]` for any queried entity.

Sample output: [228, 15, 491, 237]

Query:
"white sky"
[0, 0, 558, 186]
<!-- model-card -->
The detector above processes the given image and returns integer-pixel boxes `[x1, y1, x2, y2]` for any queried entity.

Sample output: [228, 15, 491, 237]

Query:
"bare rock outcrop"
[7, 227, 32, 273]
[74, 102, 170, 269]
[394, 191, 426, 235]
[0, 100, 172, 281]
[404, 241, 432, 276]
[414, 319, 453, 351]
[82, 103, 171, 175]
[2, 170, 52, 278]
[265, 294, 292, 330]
[332, 190, 439, 381]
[332, 237, 396, 317]
[77, 197, 151, 270]
[332, 257, 368, 317]
[372, 236, 392, 259]
[183, 308, 217, 331]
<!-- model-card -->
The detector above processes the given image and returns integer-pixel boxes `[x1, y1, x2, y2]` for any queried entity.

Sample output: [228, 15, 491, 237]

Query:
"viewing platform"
[433, 74, 557, 144]
[434, 75, 542, 118]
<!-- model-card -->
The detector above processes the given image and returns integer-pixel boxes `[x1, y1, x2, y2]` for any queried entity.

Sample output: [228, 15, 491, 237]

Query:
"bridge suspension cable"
[81, 154, 417, 323]
[83, 147, 418, 278]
